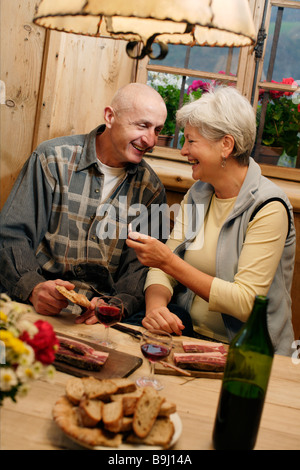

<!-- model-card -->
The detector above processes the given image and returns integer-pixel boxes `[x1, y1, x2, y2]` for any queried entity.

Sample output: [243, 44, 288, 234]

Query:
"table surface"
[1, 308, 300, 451]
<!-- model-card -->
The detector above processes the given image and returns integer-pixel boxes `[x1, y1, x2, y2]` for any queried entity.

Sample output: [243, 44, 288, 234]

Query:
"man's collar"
[76, 125, 104, 171]
[76, 124, 138, 175]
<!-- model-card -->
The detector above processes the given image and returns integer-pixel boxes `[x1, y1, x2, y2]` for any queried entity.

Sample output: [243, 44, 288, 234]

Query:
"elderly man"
[0, 83, 167, 323]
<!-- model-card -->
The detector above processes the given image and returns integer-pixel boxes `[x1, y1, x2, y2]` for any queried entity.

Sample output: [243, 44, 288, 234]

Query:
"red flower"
[20, 320, 59, 365]
[282, 77, 295, 96]
[187, 80, 211, 95]
[259, 77, 295, 100]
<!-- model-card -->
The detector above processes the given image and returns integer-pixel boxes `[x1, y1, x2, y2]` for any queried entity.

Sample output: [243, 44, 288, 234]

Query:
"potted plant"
[148, 72, 181, 146]
[148, 73, 206, 147]
[257, 77, 300, 167]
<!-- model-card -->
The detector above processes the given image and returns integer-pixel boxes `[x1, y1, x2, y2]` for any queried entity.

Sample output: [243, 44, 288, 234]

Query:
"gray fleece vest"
[173, 158, 296, 356]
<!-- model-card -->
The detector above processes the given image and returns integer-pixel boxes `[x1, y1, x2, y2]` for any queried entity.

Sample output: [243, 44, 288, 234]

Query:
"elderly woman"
[126, 86, 296, 356]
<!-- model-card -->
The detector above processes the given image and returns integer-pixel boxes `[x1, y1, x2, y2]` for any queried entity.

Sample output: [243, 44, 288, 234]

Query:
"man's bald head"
[110, 83, 167, 116]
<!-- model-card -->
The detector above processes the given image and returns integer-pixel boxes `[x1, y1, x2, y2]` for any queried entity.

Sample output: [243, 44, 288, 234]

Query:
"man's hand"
[29, 279, 75, 315]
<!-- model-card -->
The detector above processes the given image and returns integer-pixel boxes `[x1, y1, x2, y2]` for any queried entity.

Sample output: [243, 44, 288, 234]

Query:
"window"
[136, 0, 300, 180]
[254, 1, 300, 170]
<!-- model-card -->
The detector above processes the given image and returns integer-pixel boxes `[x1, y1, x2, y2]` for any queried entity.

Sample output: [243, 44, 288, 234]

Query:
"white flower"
[17, 319, 38, 338]
[16, 362, 42, 382]
[7, 325, 20, 338]
[148, 71, 182, 90]
[19, 344, 35, 366]
[31, 361, 44, 377]
[0, 367, 18, 391]
[44, 365, 56, 381]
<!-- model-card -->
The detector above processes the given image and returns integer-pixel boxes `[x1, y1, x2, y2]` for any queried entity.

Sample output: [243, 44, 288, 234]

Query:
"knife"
[112, 324, 176, 349]
[111, 323, 142, 339]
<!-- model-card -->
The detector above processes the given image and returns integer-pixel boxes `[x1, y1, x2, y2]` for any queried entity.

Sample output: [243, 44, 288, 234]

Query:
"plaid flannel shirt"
[0, 126, 166, 315]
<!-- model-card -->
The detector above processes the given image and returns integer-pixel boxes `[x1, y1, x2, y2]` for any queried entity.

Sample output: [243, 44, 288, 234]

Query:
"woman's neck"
[214, 162, 248, 199]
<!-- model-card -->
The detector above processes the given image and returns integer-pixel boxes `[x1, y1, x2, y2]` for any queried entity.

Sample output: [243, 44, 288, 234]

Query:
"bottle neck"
[247, 296, 268, 331]
[233, 295, 274, 354]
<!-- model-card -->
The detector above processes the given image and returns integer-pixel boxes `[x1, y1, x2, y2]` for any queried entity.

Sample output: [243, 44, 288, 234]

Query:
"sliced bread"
[158, 401, 177, 416]
[110, 390, 142, 415]
[65, 377, 85, 404]
[110, 377, 137, 394]
[82, 377, 118, 400]
[127, 417, 175, 448]
[78, 399, 103, 427]
[102, 400, 123, 433]
[132, 386, 165, 438]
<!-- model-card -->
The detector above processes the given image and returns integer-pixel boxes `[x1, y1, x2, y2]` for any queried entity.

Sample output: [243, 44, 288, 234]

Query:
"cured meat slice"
[173, 352, 227, 372]
[57, 336, 95, 356]
[182, 340, 227, 354]
[55, 336, 109, 371]
[55, 348, 108, 371]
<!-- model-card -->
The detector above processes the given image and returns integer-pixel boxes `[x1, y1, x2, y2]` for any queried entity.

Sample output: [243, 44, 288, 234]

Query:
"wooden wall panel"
[0, 0, 46, 208]
[33, 32, 135, 148]
[0, 1, 136, 209]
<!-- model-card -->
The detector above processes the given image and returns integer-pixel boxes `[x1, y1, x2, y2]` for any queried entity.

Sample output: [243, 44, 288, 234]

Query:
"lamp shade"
[33, 0, 257, 59]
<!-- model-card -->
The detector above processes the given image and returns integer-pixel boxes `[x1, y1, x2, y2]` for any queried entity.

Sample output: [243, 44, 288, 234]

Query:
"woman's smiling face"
[181, 124, 223, 182]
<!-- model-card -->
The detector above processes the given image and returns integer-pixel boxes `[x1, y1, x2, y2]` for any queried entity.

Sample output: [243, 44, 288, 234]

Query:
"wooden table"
[1, 308, 300, 451]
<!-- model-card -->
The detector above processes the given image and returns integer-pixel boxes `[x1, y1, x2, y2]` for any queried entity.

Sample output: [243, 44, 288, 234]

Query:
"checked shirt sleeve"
[0, 153, 53, 301]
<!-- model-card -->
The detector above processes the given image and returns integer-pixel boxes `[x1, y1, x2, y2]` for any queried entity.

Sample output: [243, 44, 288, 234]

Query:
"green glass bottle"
[212, 295, 274, 450]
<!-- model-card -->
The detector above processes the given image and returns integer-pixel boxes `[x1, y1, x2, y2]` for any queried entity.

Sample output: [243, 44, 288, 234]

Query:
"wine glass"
[136, 329, 172, 391]
[94, 296, 124, 349]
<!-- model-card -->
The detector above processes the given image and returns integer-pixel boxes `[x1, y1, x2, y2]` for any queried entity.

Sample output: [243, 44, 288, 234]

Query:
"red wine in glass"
[141, 343, 171, 362]
[136, 329, 172, 391]
[95, 296, 123, 348]
[96, 305, 122, 326]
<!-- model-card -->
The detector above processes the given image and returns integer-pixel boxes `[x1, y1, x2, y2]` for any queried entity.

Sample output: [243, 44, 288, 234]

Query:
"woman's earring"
[221, 156, 227, 168]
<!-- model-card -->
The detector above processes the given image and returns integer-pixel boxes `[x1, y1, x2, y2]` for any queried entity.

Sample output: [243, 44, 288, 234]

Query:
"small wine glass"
[94, 296, 124, 349]
[136, 329, 172, 391]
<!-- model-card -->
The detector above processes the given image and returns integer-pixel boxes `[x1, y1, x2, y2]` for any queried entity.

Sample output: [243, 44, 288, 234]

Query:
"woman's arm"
[126, 233, 214, 302]
[142, 284, 185, 335]
[127, 200, 288, 323]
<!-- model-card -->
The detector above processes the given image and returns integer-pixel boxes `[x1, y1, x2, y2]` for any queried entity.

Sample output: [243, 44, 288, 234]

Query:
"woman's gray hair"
[176, 86, 256, 165]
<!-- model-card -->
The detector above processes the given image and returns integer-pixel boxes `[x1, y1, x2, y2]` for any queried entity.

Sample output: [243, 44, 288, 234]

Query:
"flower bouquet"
[0, 294, 59, 405]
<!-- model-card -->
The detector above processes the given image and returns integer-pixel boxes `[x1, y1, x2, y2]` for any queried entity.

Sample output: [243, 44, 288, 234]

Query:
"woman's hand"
[142, 306, 184, 336]
[126, 232, 173, 269]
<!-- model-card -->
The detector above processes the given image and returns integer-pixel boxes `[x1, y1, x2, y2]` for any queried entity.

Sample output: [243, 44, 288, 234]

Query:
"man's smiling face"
[103, 89, 167, 168]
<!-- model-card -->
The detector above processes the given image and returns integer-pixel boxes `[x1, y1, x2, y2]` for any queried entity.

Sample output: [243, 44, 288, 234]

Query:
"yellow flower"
[0, 330, 13, 343]
[0, 330, 29, 356]
[0, 310, 8, 322]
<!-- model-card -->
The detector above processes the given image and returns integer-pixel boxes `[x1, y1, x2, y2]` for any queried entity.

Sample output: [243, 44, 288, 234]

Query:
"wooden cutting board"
[154, 338, 226, 379]
[54, 333, 142, 379]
